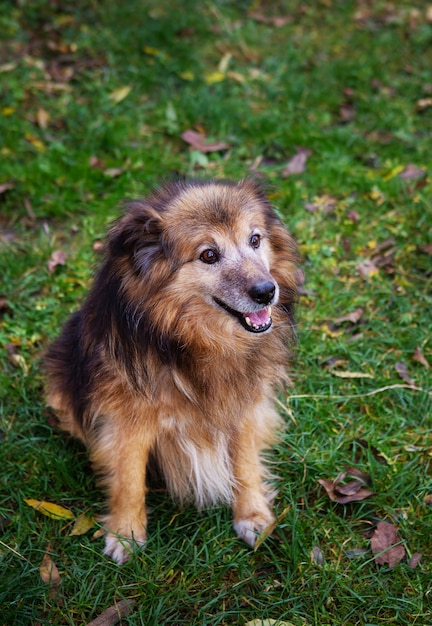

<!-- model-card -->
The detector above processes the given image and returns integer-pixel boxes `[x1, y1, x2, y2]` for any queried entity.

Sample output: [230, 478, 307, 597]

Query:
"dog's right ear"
[108, 201, 163, 259]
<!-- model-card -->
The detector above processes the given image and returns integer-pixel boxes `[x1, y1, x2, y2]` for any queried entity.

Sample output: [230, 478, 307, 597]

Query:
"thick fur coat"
[44, 179, 300, 563]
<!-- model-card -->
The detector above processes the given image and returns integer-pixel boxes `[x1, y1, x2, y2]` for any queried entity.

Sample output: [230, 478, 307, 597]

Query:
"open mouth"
[214, 298, 273, 333]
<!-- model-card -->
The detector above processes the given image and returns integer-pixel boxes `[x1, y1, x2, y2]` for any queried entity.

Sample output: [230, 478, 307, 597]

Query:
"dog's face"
[109, 179, 299, 343]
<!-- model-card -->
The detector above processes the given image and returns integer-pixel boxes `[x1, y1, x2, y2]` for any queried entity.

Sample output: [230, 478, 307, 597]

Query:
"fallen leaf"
[346, 209, 360, 222]
[311, 545, 324, 565]
[413, 347, 430, 369]
[89, 155, 107, 169]
[86, 599, 136, 626]
[357, 259, 379, 279]
[104, 167, 124, 178]
[249, 12, 292, 27]
[353, 439, 387, 465]
[48, 250, 67, 274]
[371, 521, 406, 567]
[334, 307, 364, 325]
[40, 545, 61, 586]
[0, 181, 15, 194]
[25, 499, 74, 520]
[318, 469, 374, 504]
[70, 512, 96, 536]
[331, 370, 374, 379]
[25, 133, 46, 152]
[204, 71, 225, 85]
[181, 129, 229, 153]
[424, 494, 432, 506]
[305, 194, 337, 213]
[36, 107, 50, 129]
[395, 361, 414, 386]
[399, 164, 426, 180]
[109, 85, 132, 103]
[408, 551, 422, 569]
[246, 621, 298, 626]
[282, 148, 312, 177]
[416, 97, 432, 111]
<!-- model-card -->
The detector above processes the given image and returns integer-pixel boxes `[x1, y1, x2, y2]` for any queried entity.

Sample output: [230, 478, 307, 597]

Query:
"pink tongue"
[245, 308, 270, 326]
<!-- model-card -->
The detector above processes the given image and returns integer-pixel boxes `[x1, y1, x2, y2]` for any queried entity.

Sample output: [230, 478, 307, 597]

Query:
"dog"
[44, 178, 300, 564]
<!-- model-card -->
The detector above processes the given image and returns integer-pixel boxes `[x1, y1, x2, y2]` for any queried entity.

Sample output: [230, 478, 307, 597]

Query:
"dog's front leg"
[231, 424, 275, 547]
[90, 422, 152, 564]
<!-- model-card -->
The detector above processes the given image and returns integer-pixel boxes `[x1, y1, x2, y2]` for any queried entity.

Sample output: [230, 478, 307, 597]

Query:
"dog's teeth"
[245, 316, 251, 326]
[268, 306, 272, 317]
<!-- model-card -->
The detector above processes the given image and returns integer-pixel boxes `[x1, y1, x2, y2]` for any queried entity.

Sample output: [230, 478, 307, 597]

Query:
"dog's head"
[108, 179, 300, 343]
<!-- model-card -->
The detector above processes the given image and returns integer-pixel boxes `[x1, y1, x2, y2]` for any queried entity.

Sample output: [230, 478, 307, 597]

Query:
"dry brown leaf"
[249, 12, 292, 27]
[0, 181, 15, 195]
[89, 155, 107, 169]
[36, 107, 50, 129]
[413, 347, 430, 369]
[395, 361, 414, 386]
[353, 439, 387, 465]
[357, 259, 379, 279]
[311, 545, 324, 565]
[181, 129, 229, 153]
[40, 546, 61, 586]
[86, 599, 136, 626]
[334, 307, 364, 325]
[48, 250, 67, 275]
[282, 148, 312, 177]
[318, 469, 374, 504]
[104, 167, 124, 178]
[408, 551, 422, 569]
[370, 521, 406, 567]
[399, 163, 426, 180]
[424, 494, 432, 506]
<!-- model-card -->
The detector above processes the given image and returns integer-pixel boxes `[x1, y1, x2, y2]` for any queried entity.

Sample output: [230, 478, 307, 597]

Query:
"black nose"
[248, 281, 276, 305]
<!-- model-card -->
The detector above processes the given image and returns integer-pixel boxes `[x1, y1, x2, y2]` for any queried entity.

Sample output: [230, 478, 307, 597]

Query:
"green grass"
[1, 0, 431, 624]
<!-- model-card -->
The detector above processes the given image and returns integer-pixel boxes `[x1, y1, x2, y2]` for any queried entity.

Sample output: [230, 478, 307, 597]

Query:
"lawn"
[0, 1, 431, 624]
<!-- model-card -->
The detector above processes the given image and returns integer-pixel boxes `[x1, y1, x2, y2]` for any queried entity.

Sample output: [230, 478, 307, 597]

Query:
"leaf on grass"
[408, 551, 422, 569]
[70, 512, 96, 536]
[36, 107, 50, 129]
[25, 133, 46, 152]
[304, 194, 337, 213]
[282, 148, 312, 177]
[424, 494, 432, 506]
[398, 164, 426, 180]
[89, 155, 107, 170]
[246, 620, 300, 626]
[86, 599, 136, 626]
[311, 545, 324, 565]
[331, 370, 374, 379]
[371, 521, 405, 567]
[395, 361, 414, 386]
[357, 259, 379, 280]
[104, 167, 124, 178]
[40, 544, 61, 587]
[334, 307, 364, 325]
[25, 499, 74, 520]
[413, 347, 430, 369]
[0, 181, 15, 194]
[48, 250, 67, 274]
[353, 439, 387, 465]
[318, 468, 374, 504]
[181, 129, 229, 153]
[249, 12, 292, 27]
[109, 85, 132, 103]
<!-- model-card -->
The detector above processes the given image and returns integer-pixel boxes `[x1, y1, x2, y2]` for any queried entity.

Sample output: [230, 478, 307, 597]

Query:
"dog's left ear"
[108, 201, 163, 259]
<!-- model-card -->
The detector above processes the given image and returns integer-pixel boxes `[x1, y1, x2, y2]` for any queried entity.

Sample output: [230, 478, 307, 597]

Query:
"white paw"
[233, 513, 275, 548]
[103, 533, 146, 565]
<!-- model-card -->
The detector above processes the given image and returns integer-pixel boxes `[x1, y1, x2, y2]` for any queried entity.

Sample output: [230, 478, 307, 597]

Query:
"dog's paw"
[103, 532, 146, 565]
[233, 510, 275, 548]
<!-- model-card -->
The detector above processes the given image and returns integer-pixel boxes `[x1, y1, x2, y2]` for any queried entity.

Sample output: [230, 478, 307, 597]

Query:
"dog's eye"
[250, 234, 261, 249]
[200, 249, 219, 264]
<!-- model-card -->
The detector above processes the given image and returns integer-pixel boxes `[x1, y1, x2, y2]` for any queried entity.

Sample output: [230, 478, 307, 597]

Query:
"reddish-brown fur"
[44, 179, 300, 563]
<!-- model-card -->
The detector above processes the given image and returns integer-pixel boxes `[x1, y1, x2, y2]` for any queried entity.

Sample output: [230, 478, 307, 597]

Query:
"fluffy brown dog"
[45, 179, 300, 564]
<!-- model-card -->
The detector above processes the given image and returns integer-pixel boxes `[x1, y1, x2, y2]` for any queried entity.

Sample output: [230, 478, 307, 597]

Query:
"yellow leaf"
[2, 106, 15, 116]
[178, 70, 195, 81]
[204, 71, 225, 85]
[382, 165, 404, 181]
[25, 499, 74, 520]
[70, 512, 95, 536]
[143, 45, 160, 56]
[25, 133, 45, 152]
[109, 85, 132, 104]
[331, 370, 374, 379]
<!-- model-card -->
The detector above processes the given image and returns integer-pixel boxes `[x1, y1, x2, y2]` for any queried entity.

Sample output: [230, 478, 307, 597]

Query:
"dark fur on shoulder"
[45, 178, 301, 564]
